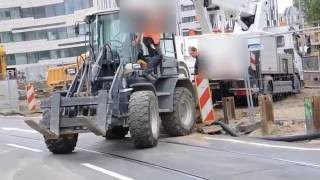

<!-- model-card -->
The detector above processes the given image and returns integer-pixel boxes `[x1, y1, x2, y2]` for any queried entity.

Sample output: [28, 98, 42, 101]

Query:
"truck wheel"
[129, 91, 160, 148]
[45, 134, 78, 154]
[105, 126, 129, 140]
[161, 87, 196, 136]
[178, 62, 190, 78]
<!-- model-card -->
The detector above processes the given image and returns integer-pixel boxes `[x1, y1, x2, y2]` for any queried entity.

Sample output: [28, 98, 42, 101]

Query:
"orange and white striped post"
[26, 83, 37, 112]
[195, 75, 215, 124]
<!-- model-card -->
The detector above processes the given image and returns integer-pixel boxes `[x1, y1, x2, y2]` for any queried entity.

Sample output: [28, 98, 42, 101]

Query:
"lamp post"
[298, 0, 306, 56]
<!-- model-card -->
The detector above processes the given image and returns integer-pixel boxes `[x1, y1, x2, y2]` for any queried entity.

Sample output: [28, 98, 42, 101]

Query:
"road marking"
[201, 137, 320, 168]
[204, 137, 320, 151]
[81, 163, 134, 180]
[6, 144, 43, 152]
[1, 127, 37, 134]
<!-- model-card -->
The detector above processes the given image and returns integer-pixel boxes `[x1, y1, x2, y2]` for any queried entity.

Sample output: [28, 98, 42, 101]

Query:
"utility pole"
[298, 0, 306, 56]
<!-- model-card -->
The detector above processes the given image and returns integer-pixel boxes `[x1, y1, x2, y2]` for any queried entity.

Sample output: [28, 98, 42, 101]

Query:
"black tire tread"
[161, 87, 195, 136]
[45, 134, 78, 154]
[129, 91, 159, 149]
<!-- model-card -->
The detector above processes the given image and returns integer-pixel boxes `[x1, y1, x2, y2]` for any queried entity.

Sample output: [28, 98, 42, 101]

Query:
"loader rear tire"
[161, 87, 196, 136]
[45, 134, 78, 154]
[129, 91, 160, 148]
[105, 126, 129, 140]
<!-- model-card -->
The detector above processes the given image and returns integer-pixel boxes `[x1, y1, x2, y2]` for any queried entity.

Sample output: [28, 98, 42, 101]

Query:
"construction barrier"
[195, 75, 215, 124]
[26, 83, 37, 112]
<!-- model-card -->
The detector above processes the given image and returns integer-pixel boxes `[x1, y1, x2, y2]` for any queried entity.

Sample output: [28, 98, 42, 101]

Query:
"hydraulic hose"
[210, 119, 320, 142]
[260, 133, 320, 142]
[212, 120, 239, 137]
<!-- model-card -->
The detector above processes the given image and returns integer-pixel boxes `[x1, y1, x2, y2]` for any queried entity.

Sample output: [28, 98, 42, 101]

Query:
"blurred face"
[188, 47, 198, 58]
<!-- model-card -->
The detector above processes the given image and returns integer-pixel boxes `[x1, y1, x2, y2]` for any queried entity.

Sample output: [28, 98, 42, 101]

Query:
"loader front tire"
[45, 134, 78, 154]
[161, 87, 196, 136]
[129, 91, 160, 148]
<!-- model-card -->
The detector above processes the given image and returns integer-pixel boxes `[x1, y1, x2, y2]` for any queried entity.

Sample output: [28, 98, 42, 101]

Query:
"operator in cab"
[142, 33, 161, 57]
[132, 33, 162, 81]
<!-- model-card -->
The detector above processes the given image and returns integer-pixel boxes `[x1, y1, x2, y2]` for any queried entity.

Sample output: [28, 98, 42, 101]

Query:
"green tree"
[294, 0, 320, 22]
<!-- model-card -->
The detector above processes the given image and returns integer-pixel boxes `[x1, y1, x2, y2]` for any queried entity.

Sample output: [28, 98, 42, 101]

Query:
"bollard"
[222, 97, 236, 124]
[259, 95, 274, 136]
[305, 96, 320, 133]
[26, 83, 37, 112]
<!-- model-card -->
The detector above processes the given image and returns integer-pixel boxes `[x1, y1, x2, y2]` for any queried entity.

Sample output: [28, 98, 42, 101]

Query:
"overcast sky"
[278, 0, 293, 13]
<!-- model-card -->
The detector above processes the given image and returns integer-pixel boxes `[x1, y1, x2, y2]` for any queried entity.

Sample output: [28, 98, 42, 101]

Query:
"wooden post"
[305, 96, 320, 133]
[259, 95, 274, 136]
[222, 97, 236, 124]
[312, 96, 320, 132]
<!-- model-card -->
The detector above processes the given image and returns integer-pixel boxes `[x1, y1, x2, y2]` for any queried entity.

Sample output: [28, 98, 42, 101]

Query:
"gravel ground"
[214, 88, 320, 137]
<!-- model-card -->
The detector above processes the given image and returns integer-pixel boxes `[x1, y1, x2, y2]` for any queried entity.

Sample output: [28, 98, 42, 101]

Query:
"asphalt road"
[0, 115, 320, 180]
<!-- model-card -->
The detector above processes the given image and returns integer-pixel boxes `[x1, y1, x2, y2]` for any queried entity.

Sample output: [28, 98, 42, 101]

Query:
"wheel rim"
[151, 105, 159, 138]
[179, 99, 193, 128]
[178, 67, 189, 78]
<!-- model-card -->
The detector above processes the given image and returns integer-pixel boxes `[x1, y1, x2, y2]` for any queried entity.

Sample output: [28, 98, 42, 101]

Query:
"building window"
[181, 5, 195, 12]
[12, 33, 25, 42]
[21, 8, 33, 18]
[45, 5, 56, 17]
[0, 9, 11, 20]
[57, 28, 68, 39]
[47, 29, 59, 40]
[10, 8, 21, 19]
[67, 26, 76, 38]
[14, 53, 28, 65]
[7, 54, 16, 65]
[276, 36, 285, 47]
[55, 3, 66, 16]
[39, 51, 50, 60]
[182, 16, 196, 23]
[303, 56, 319, 71]
[33, 6, 46, 19]
[0, 32, 13, 43]
[81, 0, 91, 9]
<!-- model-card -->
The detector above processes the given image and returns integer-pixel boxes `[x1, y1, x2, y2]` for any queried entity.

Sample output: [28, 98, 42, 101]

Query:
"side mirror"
[75, 23, 80, 36]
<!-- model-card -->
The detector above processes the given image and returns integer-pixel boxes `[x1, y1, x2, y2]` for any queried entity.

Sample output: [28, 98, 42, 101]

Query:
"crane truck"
[184, 0, 303, 103]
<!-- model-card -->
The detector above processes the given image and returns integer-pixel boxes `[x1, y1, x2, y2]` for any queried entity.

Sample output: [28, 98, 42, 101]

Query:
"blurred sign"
[198, 34, 250, 80]
[120, 0, 177, 33]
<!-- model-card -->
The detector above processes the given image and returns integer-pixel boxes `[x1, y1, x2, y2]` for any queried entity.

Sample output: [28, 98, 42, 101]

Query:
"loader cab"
[85, 10, 135, 64]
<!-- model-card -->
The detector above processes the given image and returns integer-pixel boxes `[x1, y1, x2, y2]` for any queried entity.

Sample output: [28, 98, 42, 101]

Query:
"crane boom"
[192, 0, 268, 33]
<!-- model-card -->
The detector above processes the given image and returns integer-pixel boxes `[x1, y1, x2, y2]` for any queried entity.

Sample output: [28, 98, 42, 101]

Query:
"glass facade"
[0, 0, 93, 21]
[7, 46, 87, 65]
[0, 24, 87, 43]
[0, 0, 93, 70]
